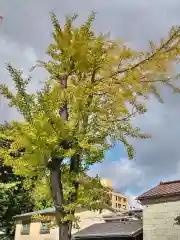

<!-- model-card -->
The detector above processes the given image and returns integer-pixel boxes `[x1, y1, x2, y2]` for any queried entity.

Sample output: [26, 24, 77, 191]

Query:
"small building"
[14, 206, 116, 240]
[73, 220, 143, 240]
[137, 180, 180, 240]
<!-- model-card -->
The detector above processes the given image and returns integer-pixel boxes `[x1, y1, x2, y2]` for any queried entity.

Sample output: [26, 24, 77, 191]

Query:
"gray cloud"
[1, 0, 180, 197]
[89, 88, 180, 196]
[1, 0, 180, 50]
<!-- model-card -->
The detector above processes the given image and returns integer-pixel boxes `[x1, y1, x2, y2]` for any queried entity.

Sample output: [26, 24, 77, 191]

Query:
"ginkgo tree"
[1, 12, 180, 240]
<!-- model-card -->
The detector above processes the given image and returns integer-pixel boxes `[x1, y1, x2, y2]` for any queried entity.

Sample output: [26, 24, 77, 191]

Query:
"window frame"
[40, 221, 51, 234]
[21, 220, 30, 235]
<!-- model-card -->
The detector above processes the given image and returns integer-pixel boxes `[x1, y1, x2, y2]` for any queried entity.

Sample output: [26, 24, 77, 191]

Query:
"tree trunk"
[50, 74, 72, 240]
[69, 154, 80, 203]
[50, 157, 72, 240]
[50, 70, 94, 239]
[59, 223, 71, 240]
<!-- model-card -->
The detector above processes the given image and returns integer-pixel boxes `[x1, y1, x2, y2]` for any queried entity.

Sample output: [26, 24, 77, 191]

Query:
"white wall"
[142, 196, 180, 240]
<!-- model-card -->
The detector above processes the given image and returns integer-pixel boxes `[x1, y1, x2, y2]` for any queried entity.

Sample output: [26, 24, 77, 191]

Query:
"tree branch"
[116, 27, 180, 75]
[98, 27, 180, 83]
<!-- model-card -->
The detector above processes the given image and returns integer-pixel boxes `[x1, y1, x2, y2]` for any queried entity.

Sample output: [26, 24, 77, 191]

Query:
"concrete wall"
[15, 209, 112, 240]
[141, 196, 180, 240]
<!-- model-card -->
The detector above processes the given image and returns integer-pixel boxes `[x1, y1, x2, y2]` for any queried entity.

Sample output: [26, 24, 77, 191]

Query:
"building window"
[116, 196, 118, 201]
[40, 221, 50, 234]
[118, 197, 122, 201]
[118, 204, 121, 208]
[116, 203, 118, 208]
[21, 220, 30, 235]
[123, 198, 127, 202]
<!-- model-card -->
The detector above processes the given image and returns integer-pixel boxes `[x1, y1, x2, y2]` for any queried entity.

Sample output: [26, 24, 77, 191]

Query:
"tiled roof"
[73, 221, 142, 239]
[137, 180, 180, 200]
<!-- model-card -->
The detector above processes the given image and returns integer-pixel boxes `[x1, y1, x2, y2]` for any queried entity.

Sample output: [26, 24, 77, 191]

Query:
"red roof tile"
[137, 180, 180, 200]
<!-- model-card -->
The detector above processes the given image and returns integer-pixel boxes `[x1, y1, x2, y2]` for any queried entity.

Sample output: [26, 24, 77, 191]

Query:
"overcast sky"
[1, 0, 180, 207]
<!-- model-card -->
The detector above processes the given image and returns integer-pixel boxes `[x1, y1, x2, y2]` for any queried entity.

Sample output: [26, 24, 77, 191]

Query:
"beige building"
[14, 207, 115, 240]
[111, 191, 128, 211]
[101, 178, 128, 211]
[137, 180, 180, 240]
[100, 178, 113, 189]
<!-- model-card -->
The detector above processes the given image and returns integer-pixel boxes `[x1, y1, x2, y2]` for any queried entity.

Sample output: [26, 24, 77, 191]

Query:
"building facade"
[15, 218, 58, 240]
[111, 191, 128, 211]
[137, 180, 180, 240]
[101, 178, 128, 211]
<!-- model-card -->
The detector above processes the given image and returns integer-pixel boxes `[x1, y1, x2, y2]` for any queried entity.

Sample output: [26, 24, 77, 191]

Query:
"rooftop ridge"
[137, 179, 180, 201]
[160, 180, 180, 185]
